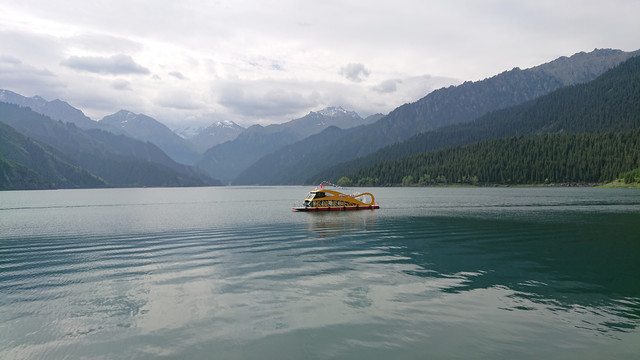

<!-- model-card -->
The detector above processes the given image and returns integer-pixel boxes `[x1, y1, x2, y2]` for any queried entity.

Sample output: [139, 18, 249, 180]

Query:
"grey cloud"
[340, 63, 371, 82]
[169, 71, 187, 80]
[155, 90, 202, 110]
[0, 58, 64, 95]
[61, 54, 150, 75]
[373, 79, 403, 93]
[0, 55, 22, 65]
[216, 80, 320, 118]
[112, 79, 132, 90]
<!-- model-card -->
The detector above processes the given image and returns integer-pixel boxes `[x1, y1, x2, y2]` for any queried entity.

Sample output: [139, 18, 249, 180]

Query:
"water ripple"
[2, 187, 639, 359]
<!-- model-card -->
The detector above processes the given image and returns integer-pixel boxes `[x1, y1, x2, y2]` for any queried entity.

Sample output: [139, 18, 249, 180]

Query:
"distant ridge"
[196, 106, 382, 182]
[0, 89, 117, 132]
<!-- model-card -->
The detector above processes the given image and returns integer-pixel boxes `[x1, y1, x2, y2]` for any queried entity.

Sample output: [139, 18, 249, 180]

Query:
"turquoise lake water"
[1, 186, 639, 359]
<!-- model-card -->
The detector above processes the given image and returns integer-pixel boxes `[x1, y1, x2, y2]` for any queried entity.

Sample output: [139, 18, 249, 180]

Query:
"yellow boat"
[293, 182, 379, 211]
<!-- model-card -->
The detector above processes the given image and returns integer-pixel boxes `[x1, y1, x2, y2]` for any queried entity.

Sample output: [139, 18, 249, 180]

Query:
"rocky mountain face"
[174, 120, 245, 153]
[101, 110, 200, 165]
[0, 89, 117, 132]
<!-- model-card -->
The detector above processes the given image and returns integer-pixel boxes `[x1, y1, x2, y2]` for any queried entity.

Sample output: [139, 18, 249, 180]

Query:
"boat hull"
[293, 205, 379, 211]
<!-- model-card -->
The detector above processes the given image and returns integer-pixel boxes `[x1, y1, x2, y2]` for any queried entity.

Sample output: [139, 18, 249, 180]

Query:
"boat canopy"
[305, 191, 326, 200]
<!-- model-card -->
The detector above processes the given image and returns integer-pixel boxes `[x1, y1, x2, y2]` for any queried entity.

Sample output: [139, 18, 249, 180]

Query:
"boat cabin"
[306, 191, 325, 200]
[304, 191, 325, 206]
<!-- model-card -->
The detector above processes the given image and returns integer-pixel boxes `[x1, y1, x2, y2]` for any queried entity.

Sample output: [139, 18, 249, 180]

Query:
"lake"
[1, 186, 639, 359]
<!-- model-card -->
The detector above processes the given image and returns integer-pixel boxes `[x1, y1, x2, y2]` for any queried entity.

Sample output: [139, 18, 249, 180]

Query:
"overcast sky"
[1, 0, 639, 128]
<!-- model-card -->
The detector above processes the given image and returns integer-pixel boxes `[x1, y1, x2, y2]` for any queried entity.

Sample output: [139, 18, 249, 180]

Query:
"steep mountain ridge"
[0, 121, 107, 189]
[233, 48, 639, 185]
[312, 53, 640, 183]
[0, 89, 118, 132]
[101, 110, 200, 164]
[0, 103, 218, 187]
[323, 54, 640, 185]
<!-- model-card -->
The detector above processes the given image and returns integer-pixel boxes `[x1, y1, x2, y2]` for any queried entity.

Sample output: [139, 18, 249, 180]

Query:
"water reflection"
[368, 212, 640, 335]
[2, 187, 639, 359]
[304, 210, 378, 238]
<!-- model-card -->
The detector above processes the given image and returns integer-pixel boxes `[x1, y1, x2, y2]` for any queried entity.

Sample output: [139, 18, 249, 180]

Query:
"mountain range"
[1, 47, 638, 189]
[0, 89, 117, 133]
[312, 53, 640, 184]
[331, 54, 640, 186]
[0, 103, 220, 189]
[196, 107, 383, 182]
[0, 90, 245, 165]
[232, 48, 639, 185]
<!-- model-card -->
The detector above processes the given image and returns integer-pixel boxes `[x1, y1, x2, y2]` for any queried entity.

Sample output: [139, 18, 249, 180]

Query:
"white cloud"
[68, 34, 143, 54]
[0, 55, 65, 96]
[168, 71, 187, 80]
[215, 79, 322, 120]
[61, 54, 150, 75]
[112, 79, 132, 91]
[155, 89, 204, 110]
[340, 63, 371, 82]
[373, 79, 403, 94]
[0, 0, 639, 127]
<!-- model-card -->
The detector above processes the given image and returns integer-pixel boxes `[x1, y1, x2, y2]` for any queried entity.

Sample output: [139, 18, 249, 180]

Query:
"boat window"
[315, 192, 325, 198]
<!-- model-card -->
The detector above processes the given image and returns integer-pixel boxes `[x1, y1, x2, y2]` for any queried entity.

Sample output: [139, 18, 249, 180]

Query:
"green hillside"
[234, 49, 639, 185]
[313, 55, 640, 185]
[0, 121, 106, 190]
[345, 130, 640, 186]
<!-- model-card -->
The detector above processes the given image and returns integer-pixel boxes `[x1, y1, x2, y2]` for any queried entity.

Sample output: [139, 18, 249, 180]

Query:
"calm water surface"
[1, 187, 639, 359]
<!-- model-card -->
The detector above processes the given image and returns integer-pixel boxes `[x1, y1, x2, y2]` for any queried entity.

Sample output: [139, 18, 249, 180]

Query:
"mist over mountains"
[1, 48, 639, 189]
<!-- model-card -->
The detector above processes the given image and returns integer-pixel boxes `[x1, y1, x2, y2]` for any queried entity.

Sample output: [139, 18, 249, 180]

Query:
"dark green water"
[1, 187, 639, 359]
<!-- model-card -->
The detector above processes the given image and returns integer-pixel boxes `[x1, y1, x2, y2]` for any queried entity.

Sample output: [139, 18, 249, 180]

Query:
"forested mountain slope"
[311, 53, 640, 184]
[234, 48, 638, 185]
[346, 130, 640, 186]
[0, 121, 106, 190]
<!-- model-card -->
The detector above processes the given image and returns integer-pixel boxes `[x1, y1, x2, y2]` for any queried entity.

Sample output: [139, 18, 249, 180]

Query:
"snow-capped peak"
[315, 106, 358, 118]
[173, 120, 244, 140]
[215, 120, 240, 129]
